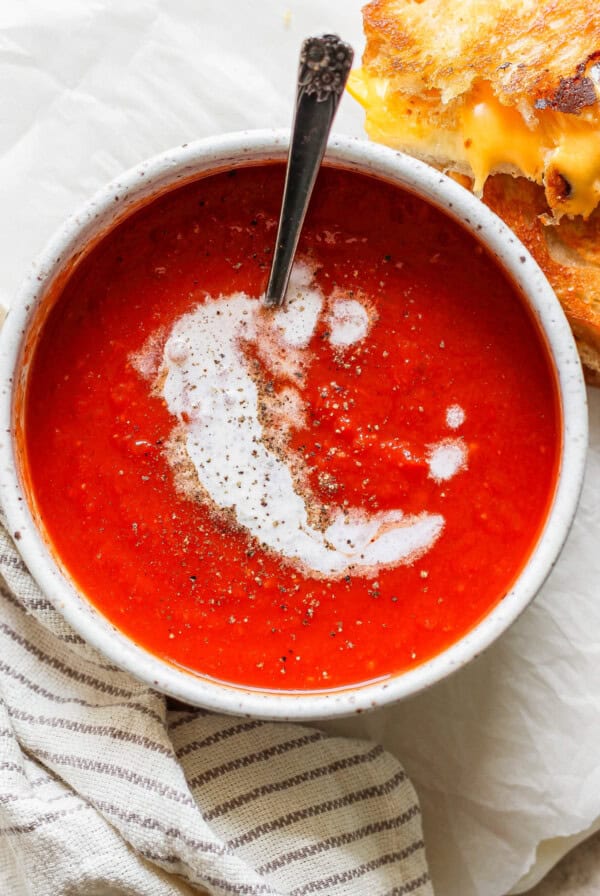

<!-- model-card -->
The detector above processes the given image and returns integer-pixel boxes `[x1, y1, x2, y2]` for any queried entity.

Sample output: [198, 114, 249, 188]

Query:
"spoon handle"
[265, 34, 354, 307]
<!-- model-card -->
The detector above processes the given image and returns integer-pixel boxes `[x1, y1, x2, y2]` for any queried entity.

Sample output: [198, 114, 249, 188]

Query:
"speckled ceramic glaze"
[0, 132, 588, 720]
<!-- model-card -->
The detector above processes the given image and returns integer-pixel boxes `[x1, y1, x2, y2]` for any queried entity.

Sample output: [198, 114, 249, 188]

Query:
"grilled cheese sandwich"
[350, 0, 600, 379]
[349, 0, 600, 219]
[350, 73, 600, 217]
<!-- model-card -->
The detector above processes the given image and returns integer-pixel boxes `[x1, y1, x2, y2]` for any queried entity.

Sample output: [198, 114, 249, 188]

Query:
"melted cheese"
[347, 69, 464, 165]
[460, 83, 544, 193]
[348, 69, 600, 218]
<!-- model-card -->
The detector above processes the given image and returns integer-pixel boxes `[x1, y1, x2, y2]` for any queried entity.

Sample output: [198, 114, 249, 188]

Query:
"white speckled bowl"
[0, 131, 588, 720]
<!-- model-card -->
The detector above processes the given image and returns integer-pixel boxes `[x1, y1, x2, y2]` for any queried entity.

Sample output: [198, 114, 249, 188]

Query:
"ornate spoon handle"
[264, 34, 354, 307]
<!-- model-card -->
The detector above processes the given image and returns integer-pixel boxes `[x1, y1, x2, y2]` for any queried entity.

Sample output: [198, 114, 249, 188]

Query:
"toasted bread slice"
[482, 174, 600, 383]
[350, 0, 600, 380]
[349, 0, 600, 218]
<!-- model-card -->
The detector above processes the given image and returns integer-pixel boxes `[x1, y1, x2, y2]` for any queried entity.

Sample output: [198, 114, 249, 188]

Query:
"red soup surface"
[24, 164, 560, 690]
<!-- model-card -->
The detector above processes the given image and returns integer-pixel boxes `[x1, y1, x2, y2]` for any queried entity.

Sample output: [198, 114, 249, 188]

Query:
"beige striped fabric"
[0, 523, 432, 896]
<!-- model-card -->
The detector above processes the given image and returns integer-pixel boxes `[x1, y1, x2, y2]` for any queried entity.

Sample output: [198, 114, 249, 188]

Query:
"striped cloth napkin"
[0, 521, 432, 896]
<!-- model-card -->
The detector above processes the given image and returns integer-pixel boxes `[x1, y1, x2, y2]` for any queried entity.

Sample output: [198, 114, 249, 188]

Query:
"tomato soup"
[23, 164, 560, 690]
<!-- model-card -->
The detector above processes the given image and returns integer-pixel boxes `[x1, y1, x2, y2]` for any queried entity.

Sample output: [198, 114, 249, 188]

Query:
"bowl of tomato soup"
[0, 132, 587, 719]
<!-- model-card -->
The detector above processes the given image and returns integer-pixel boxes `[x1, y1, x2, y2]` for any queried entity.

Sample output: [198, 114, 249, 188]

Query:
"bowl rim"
[0, 129, 588, 720]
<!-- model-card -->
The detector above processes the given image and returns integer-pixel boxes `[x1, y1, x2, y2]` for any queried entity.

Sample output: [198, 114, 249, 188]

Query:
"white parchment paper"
[1, 2, 599, 893]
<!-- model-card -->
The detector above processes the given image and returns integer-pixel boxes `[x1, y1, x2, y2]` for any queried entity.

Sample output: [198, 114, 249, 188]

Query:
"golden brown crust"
[363, 0, 600, 113]
[482, 173, 600, 377]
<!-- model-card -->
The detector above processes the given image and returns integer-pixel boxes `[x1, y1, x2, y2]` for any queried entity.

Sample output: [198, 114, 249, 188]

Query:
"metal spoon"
[264, 34, 354, 307]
